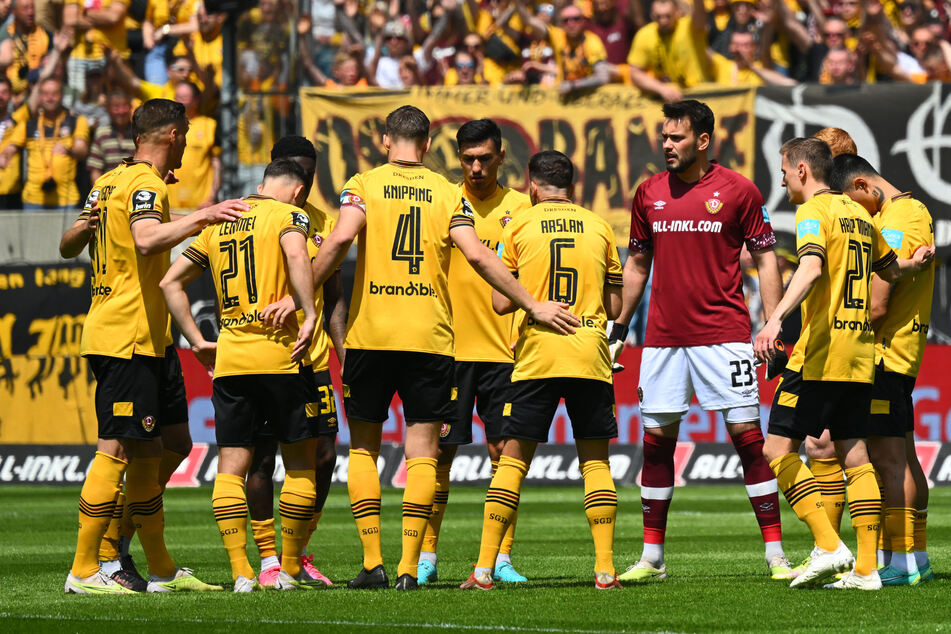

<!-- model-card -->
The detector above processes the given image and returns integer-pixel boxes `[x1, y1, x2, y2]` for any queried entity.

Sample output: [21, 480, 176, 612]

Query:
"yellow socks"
[844, 463, 882, 576]
[72, 452, 127, 578]
[810, 457, 846, 536]
[303, 511, 322, 555]
[914, 508, 928, 553]
[126, 456, 176, 578]
[348, 449, 383, 570]
[493, 460, 519, 557]
[397, 457, 437, 578]
[279, 470, 317, 577]
[884, 507, 915, 556]
[98, 491, 124, 563]
[582, 460, 618, 575]
[770, 453, 839, 552]
[476, 456, 528, 571]
[212, 473, 253, 581]
[251, 519, 277, 560]
[422, 463, 451, 555]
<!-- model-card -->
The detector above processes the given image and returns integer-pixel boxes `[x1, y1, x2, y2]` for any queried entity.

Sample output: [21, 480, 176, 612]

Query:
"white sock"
[764, 541, 784, 562]
[877, 549, 890, 568]
[641, 543, 664, 567]
[100, 559, 120, 576]
[419, 551, 437, 565]
[474, 566, 492, 579]
[495, 553, 511, 568]
[891, 552, 916, 574]
[914, 550, 930, 570]
[261, 555, 279, 570]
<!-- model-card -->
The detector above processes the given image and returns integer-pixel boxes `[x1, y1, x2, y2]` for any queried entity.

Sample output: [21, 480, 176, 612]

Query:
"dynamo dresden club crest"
[704, 198, 723, 214]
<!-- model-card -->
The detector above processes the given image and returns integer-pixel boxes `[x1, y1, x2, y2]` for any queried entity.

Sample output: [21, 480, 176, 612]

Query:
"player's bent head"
[385, 105, 430, 145]
[456, 118, 502, 153]
[260, 158, 309, 205]
[133, 98, 187, 147]
[779, 137, 833, 185]
[662, 99, 714, 141]
[271, 135, 317, 196]
[829, 154, 881, 210]
[528, 150, 573, 194]
[813, 127, 856, 157]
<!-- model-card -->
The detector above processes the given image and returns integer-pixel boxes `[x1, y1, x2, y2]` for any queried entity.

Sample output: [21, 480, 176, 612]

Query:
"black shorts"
[88, 353, 162, 441]
[161, 346, 188, 426]
[767, 369, 872, 441]
[342, 349, 453, 423]
[501, 378, 618, 443]
[212, 372, 313, 446]
[867, 365, 916, 438]
[256, 367, 339, 439]
[441, 361, 513, 445]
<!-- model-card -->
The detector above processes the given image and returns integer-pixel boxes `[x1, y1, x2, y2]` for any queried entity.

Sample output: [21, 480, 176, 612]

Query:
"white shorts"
[638, 343, 760, 427]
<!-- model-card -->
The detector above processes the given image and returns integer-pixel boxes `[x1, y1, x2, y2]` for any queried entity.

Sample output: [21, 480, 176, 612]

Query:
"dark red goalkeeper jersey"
[629, 162, 776, 347]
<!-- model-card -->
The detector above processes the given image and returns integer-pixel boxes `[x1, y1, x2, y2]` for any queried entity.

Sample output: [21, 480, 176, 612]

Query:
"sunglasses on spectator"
[465, 42, 483, 50]
[899, 2, 920, 10]
[169, 65, 191, 72]
[823, 29, 846, 37]
[456, 61, 475, 69]
[562, 15, 583, 22]
[387, 35, 408, 41]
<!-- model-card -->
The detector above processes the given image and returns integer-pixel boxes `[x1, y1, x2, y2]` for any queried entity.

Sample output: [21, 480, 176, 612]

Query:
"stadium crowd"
[0, 0, 950, 210]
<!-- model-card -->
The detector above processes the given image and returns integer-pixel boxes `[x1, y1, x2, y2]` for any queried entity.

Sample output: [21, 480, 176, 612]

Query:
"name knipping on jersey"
[368, 280, 437, 297]
[541, 218, 583, 234]
[652, 219, 722, 233]
[382, 184, 433, 202]
[219, 215, 257, 235]
[838, 216, 873, 236]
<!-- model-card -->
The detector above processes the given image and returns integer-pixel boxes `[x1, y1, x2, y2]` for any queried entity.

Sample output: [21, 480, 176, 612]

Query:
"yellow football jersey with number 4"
[340, 161, 475, 356]
[500, 199, 623, 383]
[80, 159, 172, 359]
[450, 184, 532, 363]
[789, 191, 896, 382]
[873, 194, 934, 377]
[303, 202, 336, 372]
[182, 194, 310, 377]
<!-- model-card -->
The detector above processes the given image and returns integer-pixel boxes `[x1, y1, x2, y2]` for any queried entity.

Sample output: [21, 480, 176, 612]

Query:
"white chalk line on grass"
[0, 613, 677, 634]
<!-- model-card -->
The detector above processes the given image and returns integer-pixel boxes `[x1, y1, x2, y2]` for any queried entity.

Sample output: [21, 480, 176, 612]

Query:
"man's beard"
[666, 149, 697, 174]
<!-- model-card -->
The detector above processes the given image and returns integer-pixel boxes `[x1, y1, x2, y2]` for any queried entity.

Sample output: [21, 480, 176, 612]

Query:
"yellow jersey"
[873, 193, 935, 377]
[11, 109, 89, 206]
[303, 202, 337, 372]
[67, 0, 130, 59]
[80, 159, 172, 359]
[167, 115, 218, 210]
[0, 105, 28, 195]
[789, 191, 897, 382]
[450, 183, 532, 363]
[500, 198, 623, 383]
[626, 16, 710, 87]
[182, 194, 311, 377]
[549, 28, 608, 82]
[710, 53, 765, 87]
[340, 160, 475, 356]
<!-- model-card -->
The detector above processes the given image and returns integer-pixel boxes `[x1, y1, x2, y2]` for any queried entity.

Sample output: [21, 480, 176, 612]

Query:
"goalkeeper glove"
[608, 322, 628, 373]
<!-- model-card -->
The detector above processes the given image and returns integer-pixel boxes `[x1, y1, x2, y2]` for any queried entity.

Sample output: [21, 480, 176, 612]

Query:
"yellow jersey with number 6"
[500, 199, 623, 383]
[789, 191, 896, 382]
[182, 194, 310, 377]
[340, 160, 475, 356]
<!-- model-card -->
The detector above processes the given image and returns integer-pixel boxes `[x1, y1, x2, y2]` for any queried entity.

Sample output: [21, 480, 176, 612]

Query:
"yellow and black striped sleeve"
[796, 243, 826, 263]
[605, 239, 623, 287]
[449, 196, 476, 230]
[182, 229, 210, 269]
[128, 188, 163, 225]
[872, 249, 897, 272]
[870, 223, 898, 272]
[280, 210, 310, 239]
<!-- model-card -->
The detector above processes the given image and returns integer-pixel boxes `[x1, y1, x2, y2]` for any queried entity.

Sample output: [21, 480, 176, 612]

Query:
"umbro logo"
[653, 201, 666, 210]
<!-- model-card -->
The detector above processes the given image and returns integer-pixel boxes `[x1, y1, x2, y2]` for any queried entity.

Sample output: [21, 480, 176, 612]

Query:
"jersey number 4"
[392, 205, 424, 274]
[220, 236, 258, 308]
[548, 238, 578, 306]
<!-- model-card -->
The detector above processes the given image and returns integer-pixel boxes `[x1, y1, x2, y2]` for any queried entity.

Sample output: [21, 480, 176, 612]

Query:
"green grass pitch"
[0, 484, 947, 633]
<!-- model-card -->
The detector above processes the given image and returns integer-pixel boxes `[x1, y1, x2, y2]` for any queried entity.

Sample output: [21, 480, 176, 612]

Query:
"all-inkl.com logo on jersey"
[369, 280, 438, 298]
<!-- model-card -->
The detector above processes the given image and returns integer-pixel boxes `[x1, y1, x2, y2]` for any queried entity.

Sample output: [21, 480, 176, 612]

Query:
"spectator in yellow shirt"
[627, 0, 710, 102]
[168, 81, 220, 210]
[0, 0, 52, 96]
[0, 77, 28, 209]
[549, 3, 612, 95]
[709, 31, 798, 86]
[0, 77, 89, 211]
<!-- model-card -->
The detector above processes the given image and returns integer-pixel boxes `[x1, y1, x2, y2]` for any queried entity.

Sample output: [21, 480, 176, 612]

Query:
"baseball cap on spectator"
[383, 20, 409, 40]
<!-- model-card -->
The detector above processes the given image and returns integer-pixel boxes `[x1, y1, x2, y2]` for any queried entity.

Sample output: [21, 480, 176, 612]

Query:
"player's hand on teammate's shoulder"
[191, 340, 217, 377]
[260, 295, 297, 329]
[911, 244, 936, 271]
[292, 315, 317, 364]
[529, 301, 581, 335]
[83, 201, 101, 233]
[197, 199, 249, 226]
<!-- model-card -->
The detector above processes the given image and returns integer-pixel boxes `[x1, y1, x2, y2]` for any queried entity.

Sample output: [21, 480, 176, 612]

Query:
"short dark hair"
[263, 158, 308, 187]
[0, 76, 12, 92]
[662, 99, 715, 139]
[179, 81, 201, 100]
[107, 89, 131, 103]
[385, 105, 430, 142]
[529, 150, 573, 189]
[780, 137, 833, 184]
[132, 98, 186, 140]
[456, 118, 502, 152]
[271, 135, 317, 162]
[829, 153, 880, 192]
